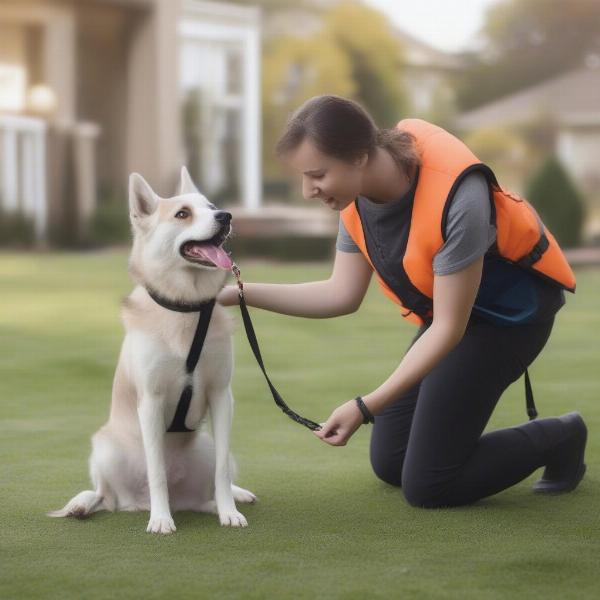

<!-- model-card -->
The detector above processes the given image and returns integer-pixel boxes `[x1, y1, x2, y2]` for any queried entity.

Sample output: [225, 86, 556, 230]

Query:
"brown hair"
[276, 95, 420, 173]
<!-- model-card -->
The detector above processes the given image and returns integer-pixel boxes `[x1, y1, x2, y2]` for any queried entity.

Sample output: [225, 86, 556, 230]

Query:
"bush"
[526, 155, 586, 248]
[227, 235, 335, 262]
[88, 185, 131, 247]
[0, 207, 36, 248]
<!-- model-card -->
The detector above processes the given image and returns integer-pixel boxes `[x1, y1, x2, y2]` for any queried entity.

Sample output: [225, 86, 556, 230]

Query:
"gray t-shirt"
[336, 171, 496, 275]
[336, 170, 565, 324]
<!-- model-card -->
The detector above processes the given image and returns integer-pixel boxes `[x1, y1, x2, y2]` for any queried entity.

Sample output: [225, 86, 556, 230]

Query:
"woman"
[217, 95, 587, 509]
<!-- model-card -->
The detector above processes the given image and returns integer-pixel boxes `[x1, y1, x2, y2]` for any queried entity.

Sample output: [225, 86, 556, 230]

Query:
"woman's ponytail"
[375, 128, 420, 174]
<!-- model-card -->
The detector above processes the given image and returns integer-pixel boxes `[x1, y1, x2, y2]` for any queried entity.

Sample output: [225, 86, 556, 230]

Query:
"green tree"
[262, 34, 356, 181]
[261, 1, 409, 184]
[526, 155, 586, 248]
[325, 1, 409, 127]
[457, 0, 600, 110]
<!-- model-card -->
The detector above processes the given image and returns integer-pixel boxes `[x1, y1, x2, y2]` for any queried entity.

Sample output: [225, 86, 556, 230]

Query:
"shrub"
[0, 207, 36, 248]
[88, 185, 131, 247]
[526, 155, 586, 248]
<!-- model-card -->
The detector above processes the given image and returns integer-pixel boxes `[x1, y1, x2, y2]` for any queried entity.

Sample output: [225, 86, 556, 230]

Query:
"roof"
[457, 65, 600, 130]
[394, 28, 464, 71]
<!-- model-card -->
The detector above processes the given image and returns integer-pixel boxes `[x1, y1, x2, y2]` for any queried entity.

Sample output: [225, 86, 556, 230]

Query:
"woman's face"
[282, 138, 367, 211]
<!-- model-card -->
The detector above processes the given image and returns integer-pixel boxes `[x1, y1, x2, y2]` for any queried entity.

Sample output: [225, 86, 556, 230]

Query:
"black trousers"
[369, 315, 569, 508]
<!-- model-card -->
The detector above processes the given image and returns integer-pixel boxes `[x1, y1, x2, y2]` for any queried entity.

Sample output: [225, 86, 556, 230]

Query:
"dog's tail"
[47, 490, 108, 518]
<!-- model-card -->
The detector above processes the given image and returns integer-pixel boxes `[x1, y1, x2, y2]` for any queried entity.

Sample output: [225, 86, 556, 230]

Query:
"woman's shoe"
[532, 411, 587, 493]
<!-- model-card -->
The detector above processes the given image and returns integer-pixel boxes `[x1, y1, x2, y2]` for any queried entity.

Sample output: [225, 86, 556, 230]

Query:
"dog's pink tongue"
[193, 243, 232, 269]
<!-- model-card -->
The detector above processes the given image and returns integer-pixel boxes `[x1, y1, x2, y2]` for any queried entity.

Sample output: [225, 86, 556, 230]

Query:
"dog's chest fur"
[115, 286, 236, 431]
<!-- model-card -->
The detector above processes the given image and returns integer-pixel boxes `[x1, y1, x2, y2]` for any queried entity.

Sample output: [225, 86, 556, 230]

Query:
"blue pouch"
[471, 255, 539, 326]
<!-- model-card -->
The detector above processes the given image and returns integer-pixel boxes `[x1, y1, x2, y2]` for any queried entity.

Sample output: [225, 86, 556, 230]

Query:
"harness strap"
[167, 384, 194, 433]
[147, 286, 215, 313]
[167, 299, 216, 432]
[144, 286, 216, 433]
[524, 367, 538, 420]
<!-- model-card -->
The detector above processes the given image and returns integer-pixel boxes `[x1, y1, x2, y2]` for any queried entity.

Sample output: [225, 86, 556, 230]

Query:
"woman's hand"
[313, 399, 365, 446]
[216, 285, 239, 307]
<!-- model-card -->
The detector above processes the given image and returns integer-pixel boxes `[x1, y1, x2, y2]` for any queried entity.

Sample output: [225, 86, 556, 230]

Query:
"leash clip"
[231, 262, 244, 298]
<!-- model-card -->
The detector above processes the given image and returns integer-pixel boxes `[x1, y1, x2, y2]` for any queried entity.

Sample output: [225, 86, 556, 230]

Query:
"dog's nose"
[214, 211, 232, 225]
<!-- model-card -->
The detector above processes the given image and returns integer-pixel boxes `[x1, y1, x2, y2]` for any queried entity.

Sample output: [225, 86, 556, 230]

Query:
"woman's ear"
[354, 152, 369, 170]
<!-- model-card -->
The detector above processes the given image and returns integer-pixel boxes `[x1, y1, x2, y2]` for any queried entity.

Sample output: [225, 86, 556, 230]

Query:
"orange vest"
[340, 119, 576, 327]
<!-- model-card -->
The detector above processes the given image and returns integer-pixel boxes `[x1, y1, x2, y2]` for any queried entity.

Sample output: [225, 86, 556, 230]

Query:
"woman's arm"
[217, 250, 373, 318]
[362, 255, 484, 415]
[314, 255, 484, 445]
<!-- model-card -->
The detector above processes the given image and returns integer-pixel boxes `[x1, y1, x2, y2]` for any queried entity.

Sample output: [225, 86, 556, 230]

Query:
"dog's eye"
[175, 209, 190, 219]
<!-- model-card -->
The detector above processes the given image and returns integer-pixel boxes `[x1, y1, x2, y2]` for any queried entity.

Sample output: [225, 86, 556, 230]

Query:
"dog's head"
[128, 167, 233, 298]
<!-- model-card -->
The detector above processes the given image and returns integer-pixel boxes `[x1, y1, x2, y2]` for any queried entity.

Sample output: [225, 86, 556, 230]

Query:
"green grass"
[1, 249, 599, 600]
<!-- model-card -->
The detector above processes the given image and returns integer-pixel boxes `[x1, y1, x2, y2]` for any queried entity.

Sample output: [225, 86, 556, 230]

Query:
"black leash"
[231, 264, 322, 431]
[146, 287, 216, 433]
[525, 368, 537, 420]
[148, 267, 537, 433]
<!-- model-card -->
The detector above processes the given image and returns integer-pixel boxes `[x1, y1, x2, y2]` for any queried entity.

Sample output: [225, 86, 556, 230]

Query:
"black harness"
[146, 286, 216, 433]
[145, 267, 321, 434]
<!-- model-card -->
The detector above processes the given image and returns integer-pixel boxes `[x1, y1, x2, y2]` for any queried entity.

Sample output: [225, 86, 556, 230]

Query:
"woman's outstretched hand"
[216, 285, 239, 306]
[313, 399, 365, 446]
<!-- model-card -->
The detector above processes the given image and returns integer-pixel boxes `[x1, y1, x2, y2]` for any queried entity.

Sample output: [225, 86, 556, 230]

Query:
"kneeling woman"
[217, 95, 587, 508]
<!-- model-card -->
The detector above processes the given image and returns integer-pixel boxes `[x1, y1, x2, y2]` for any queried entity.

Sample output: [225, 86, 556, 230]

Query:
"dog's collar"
[145, 286, 215, 313]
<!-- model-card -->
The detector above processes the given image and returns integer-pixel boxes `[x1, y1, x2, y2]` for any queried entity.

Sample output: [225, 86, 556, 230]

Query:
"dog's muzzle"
[179, 213, 232, 269]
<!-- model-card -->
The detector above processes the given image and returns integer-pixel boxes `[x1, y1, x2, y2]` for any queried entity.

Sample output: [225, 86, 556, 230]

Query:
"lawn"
[1, 249, 598, 600]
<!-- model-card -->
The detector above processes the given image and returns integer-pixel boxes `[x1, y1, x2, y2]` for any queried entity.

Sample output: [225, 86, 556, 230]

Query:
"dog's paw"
[232, 484, 258, 504]
[219, 510, 248, 528]
[146, 514, 176, 535]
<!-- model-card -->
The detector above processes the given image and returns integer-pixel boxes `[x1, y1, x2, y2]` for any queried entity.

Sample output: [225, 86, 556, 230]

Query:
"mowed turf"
[1, 249, 598, 600]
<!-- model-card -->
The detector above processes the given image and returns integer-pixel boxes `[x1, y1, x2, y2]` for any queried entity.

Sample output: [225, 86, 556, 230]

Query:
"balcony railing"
[0, 114, 48, 243]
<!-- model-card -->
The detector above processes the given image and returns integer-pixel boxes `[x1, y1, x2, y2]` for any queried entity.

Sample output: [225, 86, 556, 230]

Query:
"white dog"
[48, 167, 256, 534]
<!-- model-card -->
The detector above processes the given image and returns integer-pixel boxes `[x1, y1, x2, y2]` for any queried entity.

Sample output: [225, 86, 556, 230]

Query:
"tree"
[261, 1, 409, 182]
[262, 34, 356, 180]
[457, 0, 600, 110]
[324, 1, 409, 127]
[526, 155, 586, 248]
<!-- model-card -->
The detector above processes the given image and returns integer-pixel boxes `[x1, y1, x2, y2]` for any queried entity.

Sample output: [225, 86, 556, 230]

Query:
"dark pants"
[369, 315, 569, 508]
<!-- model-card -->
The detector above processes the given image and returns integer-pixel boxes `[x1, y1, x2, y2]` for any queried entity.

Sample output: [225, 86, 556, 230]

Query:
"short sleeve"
[336, 217, 361, 253]
[433, 171, 497, 276]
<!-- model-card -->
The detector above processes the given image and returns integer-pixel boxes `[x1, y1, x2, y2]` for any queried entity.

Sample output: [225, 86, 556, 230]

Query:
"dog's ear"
[179, 166, 199, 196]
[129, 173, 158, 224]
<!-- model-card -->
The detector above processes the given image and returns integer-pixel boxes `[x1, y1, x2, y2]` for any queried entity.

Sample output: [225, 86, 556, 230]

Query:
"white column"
[72, 122, 101, 239]
[32, 125, 48, 243]
[242, 26, 261, 212]
[21, 131, 35, 218]
[0, 116, 48, 242]
[1, 127, 19, 213]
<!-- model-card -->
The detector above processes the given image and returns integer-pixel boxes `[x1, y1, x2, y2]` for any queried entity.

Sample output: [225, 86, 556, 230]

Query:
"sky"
[364, 0, 502, 53]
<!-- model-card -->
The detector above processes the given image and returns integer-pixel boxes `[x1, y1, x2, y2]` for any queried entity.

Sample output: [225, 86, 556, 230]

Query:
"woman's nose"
[302, 179, 320, 201]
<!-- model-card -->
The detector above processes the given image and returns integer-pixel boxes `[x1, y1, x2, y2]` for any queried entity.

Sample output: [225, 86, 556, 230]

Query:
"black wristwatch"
[355, 396, 375, 424]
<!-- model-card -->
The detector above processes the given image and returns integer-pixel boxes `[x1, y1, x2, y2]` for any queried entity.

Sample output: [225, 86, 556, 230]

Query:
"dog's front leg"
[138, 395, 176, 534]
[209, 386, 247, 527]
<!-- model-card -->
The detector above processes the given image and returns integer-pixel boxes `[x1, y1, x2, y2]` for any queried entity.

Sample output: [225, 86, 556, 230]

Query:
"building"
[0, 0, 261, 245]
[394, 27, 463, 118]
[456, 65, 600, 200]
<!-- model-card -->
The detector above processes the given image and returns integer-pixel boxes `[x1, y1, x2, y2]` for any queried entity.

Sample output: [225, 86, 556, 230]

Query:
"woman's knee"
[400, 471, 451, 509]
[370, 455, 456, 508]
[369, 453, 403, 487]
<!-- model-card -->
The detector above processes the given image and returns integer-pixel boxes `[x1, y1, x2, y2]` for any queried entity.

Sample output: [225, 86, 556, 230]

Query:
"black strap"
[165, 299, 216, 433]
[237, 292, 322, 431]
[185, 300, 215, 373]
[167, 384, 194, 433]
[524, 367, 538, 421]
[147, 286, 214, 313]
[517, 232, 549, 269]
